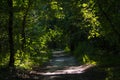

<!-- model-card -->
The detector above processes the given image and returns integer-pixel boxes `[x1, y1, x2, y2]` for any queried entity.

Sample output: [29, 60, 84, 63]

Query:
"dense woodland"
[0, 0, 120, 80]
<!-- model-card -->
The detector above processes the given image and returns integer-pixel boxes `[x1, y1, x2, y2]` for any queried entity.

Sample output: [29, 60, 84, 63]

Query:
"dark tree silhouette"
[8, 0, 15, 67]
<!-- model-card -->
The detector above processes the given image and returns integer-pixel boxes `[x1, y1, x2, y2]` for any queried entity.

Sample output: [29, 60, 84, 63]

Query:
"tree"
[8, 0, 15, 67]
[21, 0, 33, 51]
[96, 0, 120, 53]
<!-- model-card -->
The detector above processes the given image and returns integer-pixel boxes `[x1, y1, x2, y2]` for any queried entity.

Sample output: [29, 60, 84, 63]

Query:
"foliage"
[0, 1, 120, 77]
[73, 41, 97, 64]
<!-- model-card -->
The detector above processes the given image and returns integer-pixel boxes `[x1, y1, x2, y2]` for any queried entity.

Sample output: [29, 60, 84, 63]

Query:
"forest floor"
[0, 50, 120, 80]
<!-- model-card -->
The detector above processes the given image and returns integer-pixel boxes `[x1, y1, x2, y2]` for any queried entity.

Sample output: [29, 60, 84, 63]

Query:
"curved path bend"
[18, 50, 105, 80]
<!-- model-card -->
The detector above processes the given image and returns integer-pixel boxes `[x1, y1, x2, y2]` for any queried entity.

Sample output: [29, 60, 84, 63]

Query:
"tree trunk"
[21, 13, 27, 51]
[21, 0, 31, 51]
[8, 0, 15, 67]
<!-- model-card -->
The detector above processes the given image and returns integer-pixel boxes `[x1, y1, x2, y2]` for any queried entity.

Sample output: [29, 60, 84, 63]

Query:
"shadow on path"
[17, 50, 106, 80]
[0, 50, 107, 80]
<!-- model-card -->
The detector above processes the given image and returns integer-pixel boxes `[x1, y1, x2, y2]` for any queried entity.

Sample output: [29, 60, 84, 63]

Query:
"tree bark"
[8, 0, 15, 67]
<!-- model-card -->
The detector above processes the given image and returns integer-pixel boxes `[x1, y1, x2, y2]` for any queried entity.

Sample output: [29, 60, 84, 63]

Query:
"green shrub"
[73, 41, 97, 64]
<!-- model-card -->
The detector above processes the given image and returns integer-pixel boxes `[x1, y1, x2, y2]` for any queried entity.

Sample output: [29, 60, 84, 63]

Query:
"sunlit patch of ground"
[30, 64, 95, 76]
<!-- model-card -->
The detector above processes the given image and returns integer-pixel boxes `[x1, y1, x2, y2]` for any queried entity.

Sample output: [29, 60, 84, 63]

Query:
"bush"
[73, 41, 97, 64]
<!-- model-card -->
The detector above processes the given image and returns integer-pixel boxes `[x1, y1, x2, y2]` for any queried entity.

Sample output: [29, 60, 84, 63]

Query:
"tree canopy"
[0, 0, 120, 79]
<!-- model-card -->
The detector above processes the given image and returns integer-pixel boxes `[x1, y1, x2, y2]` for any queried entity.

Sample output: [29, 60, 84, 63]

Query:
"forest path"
[30, 50, 93, 75]
[18, 50, 105, 80]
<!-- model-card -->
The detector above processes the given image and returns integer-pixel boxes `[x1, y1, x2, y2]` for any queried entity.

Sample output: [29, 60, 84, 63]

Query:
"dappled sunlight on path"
[26, 50, 96, 80]
[30, 64, 95, 76]
[17, 50, 106, 80]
